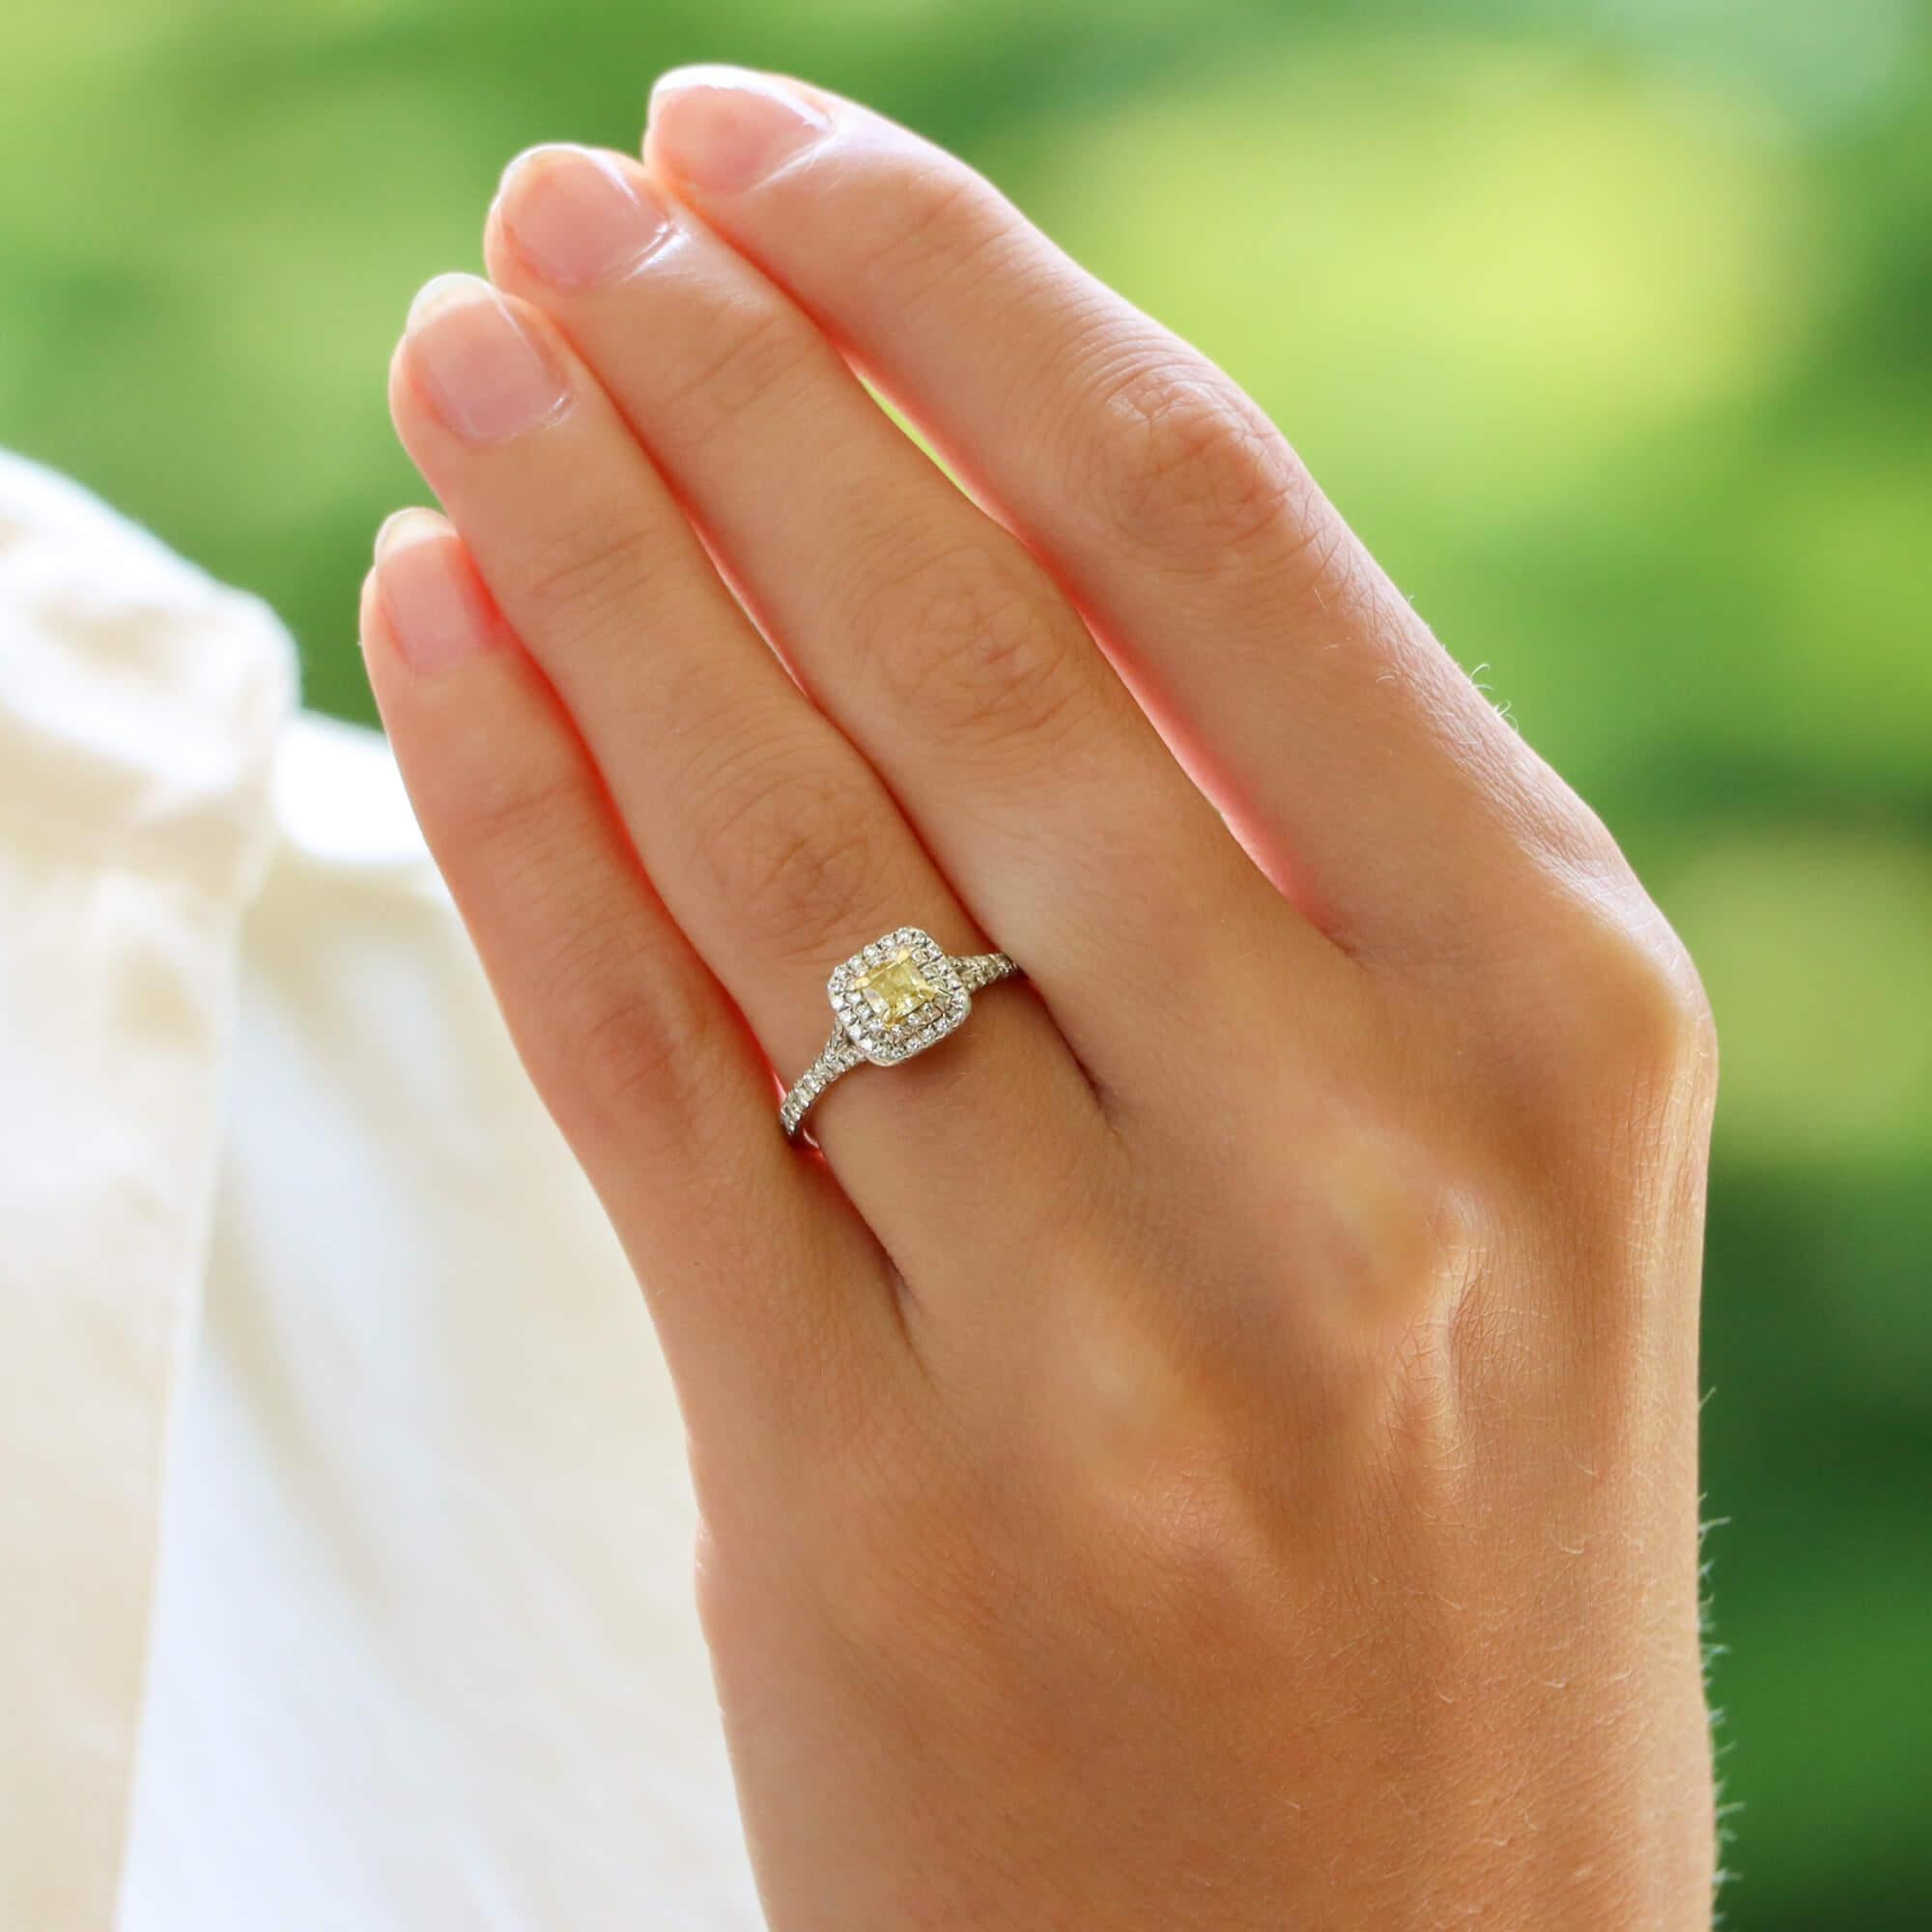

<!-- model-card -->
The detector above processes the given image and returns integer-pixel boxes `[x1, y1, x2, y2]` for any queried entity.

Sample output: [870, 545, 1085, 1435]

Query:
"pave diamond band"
[780, 927, 1022, 1142]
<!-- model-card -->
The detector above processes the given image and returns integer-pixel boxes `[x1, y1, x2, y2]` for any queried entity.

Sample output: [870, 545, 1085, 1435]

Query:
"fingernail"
[497, 145, 673, 287]
[372, 509, 498, 672]
[404, 273, 569, 443]
[647, 66, 831, 194]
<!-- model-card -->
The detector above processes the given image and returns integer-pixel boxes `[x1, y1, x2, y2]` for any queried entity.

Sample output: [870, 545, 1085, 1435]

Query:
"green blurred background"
[3, 0, 1926, 1922]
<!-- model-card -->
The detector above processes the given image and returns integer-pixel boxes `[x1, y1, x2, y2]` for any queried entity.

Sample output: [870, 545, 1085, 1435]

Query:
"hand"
[361, 67, 1718, 1930]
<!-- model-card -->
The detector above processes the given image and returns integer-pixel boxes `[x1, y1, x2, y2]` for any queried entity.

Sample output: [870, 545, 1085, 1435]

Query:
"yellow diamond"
[853, 948, 938, 1025]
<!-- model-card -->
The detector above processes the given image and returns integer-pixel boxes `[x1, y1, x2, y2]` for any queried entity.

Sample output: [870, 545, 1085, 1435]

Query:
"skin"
[359, 66, 1718, 1930]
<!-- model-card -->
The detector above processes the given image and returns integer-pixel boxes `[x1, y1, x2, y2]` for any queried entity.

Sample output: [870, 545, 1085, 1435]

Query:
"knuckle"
[517, 518, 659, 650]
[1250, 1095, 1483, 1333]
[1042, 1366, 1289, 1648]
[1562, 897, 1717, 1099]
[1091, 1447, 1277, 1633]
[1312, 1134, 1479, 1328]
[1608, 933, 1718, 1097]
[657, 284, 819, 439]
[416, 737, 574, 873]
[691, 742, 885, 961]
[557, 969, 699, 1144]
[1088, 358, 1301, 567]
[1046, 1354, 1267, 1599]
[427, 762, 714, 1153]
[522, 904, 708, 1151]
[1493, 866, 1719, 1151]
[851, 541, 1086, 750]
[847, 156, 1009, 311]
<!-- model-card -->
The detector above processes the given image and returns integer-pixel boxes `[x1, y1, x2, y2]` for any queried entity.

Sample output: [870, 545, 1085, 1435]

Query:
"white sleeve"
[0, 452, 294, 1931]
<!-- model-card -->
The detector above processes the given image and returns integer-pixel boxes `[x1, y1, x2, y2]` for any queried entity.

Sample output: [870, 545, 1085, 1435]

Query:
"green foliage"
[3, 3, 1926, 1923]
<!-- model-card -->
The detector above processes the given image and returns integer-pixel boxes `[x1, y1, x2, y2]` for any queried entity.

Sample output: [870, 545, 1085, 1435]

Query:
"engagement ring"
[780, 926, 1021, 1142]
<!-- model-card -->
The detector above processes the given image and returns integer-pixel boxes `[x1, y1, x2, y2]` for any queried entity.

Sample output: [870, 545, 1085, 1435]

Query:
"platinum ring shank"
[781, 950, 1021, 1141]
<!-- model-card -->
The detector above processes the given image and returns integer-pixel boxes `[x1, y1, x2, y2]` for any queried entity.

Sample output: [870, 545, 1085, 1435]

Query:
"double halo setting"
[780, 926, 1020, 1141]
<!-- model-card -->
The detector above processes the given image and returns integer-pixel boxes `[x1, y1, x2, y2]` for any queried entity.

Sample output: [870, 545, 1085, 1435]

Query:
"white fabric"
[0, 454, 758, 1929]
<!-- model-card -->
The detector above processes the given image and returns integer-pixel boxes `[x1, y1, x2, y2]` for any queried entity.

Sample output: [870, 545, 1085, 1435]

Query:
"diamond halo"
[827, 926, 971, 1066]
[780, 928, 1022, 1141]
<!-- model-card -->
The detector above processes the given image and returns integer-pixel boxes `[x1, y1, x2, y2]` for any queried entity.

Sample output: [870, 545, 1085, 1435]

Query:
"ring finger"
[481, 146, 1365, 1107]
[389, 273, 1107, 1272]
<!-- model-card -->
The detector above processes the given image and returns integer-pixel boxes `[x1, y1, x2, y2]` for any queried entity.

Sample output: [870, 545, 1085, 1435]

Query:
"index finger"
[642, 67, 1594, 973]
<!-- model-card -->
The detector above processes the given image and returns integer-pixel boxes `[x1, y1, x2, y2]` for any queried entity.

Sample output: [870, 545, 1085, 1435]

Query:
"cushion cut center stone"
[854, 949, 939, 1025]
